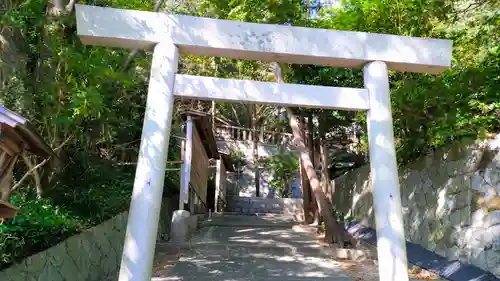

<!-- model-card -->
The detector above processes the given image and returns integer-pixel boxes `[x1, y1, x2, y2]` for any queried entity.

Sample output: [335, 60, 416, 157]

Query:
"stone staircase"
[220, 197, 374, 261]
[225, 196, 303, 216]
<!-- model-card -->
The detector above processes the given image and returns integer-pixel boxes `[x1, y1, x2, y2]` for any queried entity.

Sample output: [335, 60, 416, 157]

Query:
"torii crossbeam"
[74, 4, 452, 281]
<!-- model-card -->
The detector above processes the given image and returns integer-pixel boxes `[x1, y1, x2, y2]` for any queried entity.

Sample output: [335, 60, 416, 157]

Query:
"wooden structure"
[214, 152, 234, 212]
[0, 200, 17, 218]
[179, 111, 219, 213]
[0, 105, 56, 218]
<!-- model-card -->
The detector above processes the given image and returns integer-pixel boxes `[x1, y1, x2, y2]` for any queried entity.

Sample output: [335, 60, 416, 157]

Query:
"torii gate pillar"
[364, 61, 408, 280]
[117, 42, 179, 281]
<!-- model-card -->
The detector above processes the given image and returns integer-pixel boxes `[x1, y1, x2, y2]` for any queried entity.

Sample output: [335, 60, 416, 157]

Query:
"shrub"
[0, 163, 134, 270]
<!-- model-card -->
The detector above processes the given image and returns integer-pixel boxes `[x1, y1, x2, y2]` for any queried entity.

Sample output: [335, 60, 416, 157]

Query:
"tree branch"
[11, 158, 50, 192]
[10, 135, 73, 193]
[65, 0, 78, 13]
[120, 0, 165, 72]
[231, 104, 242, 126]
[21, 151, 42, 197]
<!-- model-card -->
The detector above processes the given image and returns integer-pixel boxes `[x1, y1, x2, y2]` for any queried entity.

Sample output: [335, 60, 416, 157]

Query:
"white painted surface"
[170, 210, 191, 243]
[180, 116, 193, 209]
[118, 42, 179, 281]
[75, 4, 452, 73]
[215, 159, 222, 212]
[174, 75, 370, 111]
[179, 140, 185, 210]
[364, 61, 409, 281]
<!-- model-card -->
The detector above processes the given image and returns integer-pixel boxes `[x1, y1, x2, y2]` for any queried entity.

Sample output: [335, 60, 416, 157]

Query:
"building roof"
[0, 105, 56, 158]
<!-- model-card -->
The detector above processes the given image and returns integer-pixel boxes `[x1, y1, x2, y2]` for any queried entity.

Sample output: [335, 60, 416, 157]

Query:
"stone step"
[190, 225, 312, 245]
[225, 197, 303, 215]
[201, 213, 299, 228]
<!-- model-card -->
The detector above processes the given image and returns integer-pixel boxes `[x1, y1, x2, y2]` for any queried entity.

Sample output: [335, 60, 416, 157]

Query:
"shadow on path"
[156, 214, 353, 281]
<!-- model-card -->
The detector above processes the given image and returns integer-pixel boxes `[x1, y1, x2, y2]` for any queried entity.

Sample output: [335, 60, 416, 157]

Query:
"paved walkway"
[154, 214, 353, 281]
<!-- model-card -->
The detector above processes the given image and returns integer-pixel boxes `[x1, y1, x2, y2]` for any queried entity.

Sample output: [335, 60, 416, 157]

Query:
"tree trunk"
[298, 116, 314, 223]
[273, 63, 345, 245]
[306, 113, 321, 224]
[320, 138, 332, 203]
[250, 105, 260, 197]
[307, 113, 315, 168]
[290, 109, 344, 244]
[46, 0, 77, 16]
[299, 157, 314, 223]
[21, 152, 43, 198]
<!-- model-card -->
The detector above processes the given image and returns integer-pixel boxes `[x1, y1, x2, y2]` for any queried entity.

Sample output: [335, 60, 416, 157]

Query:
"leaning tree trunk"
[273, 63, 345, 244]
[298, 116, 315, 223]
[290, 110, 344, 244]
[306, 113, 321, 224]
[320, 137, 332, 203]
[299, 159, 313, 222]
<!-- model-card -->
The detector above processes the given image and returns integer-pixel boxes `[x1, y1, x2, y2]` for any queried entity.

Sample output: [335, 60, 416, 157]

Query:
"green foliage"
[0, 0, 179, 270]
[230, 149, 246, 165]
[0, 195, 82, 266]
[310, 0, 500, 164]
[258, 152, 299, 197]
[47, 163, 135, 222]
[0, 163, 134, 269]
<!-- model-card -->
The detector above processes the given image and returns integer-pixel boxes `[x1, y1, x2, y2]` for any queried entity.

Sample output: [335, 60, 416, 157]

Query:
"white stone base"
[170, 210, 191, 243]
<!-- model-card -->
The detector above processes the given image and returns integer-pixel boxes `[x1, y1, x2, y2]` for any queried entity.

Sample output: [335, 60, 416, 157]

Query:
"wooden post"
[179, 139, 185, 210]
[0, 199, 17, 218]
[180, 115, 193, 210]
[215, 159, 223, 212]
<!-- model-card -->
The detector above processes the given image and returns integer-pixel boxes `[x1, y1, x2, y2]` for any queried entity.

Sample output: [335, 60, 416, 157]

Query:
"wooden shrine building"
[0, 105, 56, 218]
[178, 110, 233, 214]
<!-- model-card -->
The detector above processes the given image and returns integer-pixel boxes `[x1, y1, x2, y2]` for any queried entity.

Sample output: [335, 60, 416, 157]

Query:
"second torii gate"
[74, 5, 452, 281]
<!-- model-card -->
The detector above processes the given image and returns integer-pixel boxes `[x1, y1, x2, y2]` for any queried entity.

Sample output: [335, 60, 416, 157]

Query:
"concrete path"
[154, 214, 353, 281]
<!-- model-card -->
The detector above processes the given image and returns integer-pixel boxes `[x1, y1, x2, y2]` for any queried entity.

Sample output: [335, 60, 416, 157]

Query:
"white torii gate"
[74, 5, 452, 281]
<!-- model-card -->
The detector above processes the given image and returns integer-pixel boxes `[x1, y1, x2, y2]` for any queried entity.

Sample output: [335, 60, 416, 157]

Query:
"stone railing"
[215, 125, 294, 146]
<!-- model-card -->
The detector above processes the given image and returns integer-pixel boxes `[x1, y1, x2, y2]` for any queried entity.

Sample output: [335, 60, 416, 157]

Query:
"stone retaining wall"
[226, 197, 303, 215]
[0, 212, 128, 281]
[333, 137, 500, 277]
[0, 197, 176, 281]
